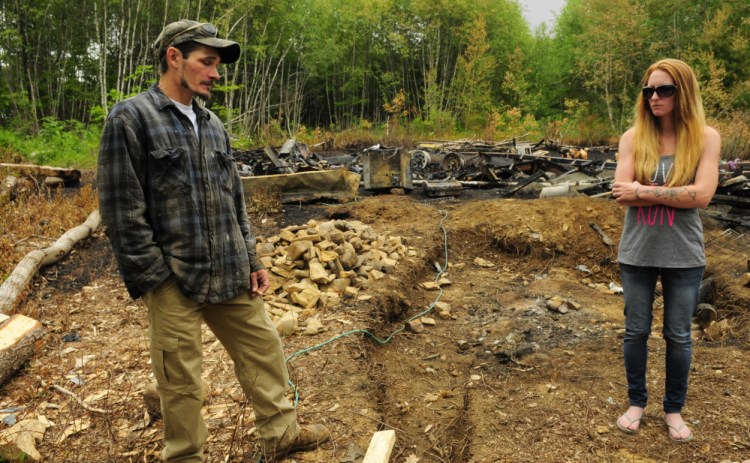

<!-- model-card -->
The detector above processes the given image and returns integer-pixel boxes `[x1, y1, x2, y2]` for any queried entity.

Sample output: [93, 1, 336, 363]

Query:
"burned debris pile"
[232, 137, 749, 226]
[408, 139, 618, 198]
[233, 138, 620, 200]
[711, 157, 750, 227]
[233, 139, 345, 176]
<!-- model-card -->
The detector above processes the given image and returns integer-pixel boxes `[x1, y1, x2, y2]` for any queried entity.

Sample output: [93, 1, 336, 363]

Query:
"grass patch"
[0, 183, 98, 283]
[246, 185, 283, 219]
[0, 119, 101, 168]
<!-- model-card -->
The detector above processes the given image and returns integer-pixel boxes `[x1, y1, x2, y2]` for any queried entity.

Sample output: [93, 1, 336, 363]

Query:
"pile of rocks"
[255, 219, 417, 334]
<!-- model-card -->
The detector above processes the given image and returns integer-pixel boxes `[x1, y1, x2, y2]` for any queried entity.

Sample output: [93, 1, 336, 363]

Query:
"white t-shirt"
[171, 99, 199, 138]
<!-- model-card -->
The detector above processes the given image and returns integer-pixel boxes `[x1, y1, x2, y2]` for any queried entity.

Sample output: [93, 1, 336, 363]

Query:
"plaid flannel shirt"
[97, 84, 263, 302]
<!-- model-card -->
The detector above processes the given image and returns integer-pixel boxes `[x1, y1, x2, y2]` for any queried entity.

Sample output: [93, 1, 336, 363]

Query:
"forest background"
[0, 0, 748, 168]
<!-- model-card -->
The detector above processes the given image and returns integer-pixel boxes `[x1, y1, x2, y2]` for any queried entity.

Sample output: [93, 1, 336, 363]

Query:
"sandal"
[664, 415, 694, 443]
[616, 412, 643, 434]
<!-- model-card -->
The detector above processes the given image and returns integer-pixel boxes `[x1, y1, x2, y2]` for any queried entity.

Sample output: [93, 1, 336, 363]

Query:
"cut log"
[0, 314, 44, 385]
[1, 175, 18, 202]
[0, 163, 81, 185]
[363, 430, 396, 463]
[0, 210, 100, 313]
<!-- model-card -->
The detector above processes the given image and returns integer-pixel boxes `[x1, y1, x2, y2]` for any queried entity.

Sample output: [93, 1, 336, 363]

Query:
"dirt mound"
[329, 194, 440, 234]
[446, 197, 623, 281]
[334, 195, 626, 284]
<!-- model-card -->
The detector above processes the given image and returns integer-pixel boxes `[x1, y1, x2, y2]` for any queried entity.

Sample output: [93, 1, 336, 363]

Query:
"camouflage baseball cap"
[153, 20, 240, 64]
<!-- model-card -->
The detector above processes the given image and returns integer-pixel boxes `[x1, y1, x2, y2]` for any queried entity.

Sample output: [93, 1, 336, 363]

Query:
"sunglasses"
[168, 23, 218, 46]
[642, 84, 677, 99]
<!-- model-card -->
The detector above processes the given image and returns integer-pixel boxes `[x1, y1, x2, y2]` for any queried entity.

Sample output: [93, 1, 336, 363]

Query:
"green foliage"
[558, 99, 613, 146]
[556, 0, 647, 133]
[0, 0, 748, 156]
[454, 16, 497, 130]
[89, 105, 109, 125]
[713, 110, 750, 161]
[259, 118, 288, 147]
[484, 107, 541, 142]
[211, 84, 245, 123]
[0, 119, 100, 168]
[0, 451, 27, 462]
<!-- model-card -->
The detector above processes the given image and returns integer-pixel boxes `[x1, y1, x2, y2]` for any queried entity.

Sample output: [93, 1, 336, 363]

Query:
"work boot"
[263, 424, 331, 461]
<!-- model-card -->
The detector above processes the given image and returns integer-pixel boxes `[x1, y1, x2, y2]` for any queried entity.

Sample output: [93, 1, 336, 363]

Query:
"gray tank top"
[617, 155, 705, 268]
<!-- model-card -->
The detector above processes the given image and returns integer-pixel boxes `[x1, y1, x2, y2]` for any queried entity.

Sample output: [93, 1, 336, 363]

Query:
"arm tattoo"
[664, 188, 682, 201]
[648, 186, 697, 202]
[641, 187, 659, 198]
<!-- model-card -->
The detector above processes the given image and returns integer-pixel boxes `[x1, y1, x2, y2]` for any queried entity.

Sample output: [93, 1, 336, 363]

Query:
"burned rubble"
[233, 137, 750, 227]
[234, 138, 620, 198]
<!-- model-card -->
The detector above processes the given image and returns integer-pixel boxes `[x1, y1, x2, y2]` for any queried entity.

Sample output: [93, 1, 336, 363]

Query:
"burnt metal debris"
[232, 137, 749, 226]
[711, 157, 750, 227]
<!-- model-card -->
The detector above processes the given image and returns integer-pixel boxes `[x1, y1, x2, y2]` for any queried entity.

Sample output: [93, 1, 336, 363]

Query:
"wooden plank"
[263, 146, 294, 173]
[712, 194, 750, 207]
[362, 430, 396, 463]
[241, 170, 360, 204]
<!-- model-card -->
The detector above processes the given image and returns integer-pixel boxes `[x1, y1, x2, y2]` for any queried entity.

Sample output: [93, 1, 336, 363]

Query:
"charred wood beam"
[512, 159, 569, 176]
[712, 194, 750, 208]
[499, 171, 546, 197]
[263, 146, 294, 174]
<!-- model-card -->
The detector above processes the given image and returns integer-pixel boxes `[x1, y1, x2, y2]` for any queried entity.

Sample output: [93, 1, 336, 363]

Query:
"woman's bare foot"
[616, 406, 645, 434]
[664, 413, 693, 442]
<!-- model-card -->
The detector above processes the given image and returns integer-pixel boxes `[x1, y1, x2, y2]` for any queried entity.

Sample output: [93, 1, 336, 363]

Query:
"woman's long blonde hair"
[632, 58, 706, 186]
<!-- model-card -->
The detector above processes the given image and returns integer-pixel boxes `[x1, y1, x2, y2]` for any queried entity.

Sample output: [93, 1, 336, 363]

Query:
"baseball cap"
[153, 20, 240, 64]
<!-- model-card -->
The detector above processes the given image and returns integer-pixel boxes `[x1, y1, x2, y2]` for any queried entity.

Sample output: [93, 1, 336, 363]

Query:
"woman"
[612, 58, 721, 442]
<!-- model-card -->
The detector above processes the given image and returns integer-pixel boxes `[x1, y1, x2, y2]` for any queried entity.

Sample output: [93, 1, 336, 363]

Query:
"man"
[97, 19, 330, 462]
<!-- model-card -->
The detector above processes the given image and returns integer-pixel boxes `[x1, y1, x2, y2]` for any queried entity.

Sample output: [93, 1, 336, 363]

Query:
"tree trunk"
[94, 0, 109, 115]
[0, 163, 82, 185]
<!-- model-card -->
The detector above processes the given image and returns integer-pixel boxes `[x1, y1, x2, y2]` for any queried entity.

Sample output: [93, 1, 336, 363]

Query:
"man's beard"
[180, 77, 211, 101]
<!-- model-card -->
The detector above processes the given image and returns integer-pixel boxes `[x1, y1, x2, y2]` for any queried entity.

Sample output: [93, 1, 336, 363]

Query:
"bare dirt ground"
[3, 185, 750, 463]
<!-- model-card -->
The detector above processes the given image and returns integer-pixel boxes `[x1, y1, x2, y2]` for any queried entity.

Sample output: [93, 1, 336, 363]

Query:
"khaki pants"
[142, 276, 299, 462]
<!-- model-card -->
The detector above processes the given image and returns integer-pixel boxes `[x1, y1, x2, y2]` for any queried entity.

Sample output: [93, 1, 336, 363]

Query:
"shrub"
[712, 110, 750, 160]
[0, 119, 100, 168]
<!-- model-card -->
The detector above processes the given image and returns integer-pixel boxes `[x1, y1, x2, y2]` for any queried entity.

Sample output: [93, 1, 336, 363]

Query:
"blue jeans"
[620, 263, 704, 413]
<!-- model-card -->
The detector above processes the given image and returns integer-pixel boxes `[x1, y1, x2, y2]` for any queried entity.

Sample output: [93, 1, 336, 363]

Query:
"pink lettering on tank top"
[637, 205, 675, 227]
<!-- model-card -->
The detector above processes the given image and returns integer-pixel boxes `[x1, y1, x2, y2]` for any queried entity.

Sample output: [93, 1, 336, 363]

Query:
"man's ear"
[165, 46, 182, 69]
